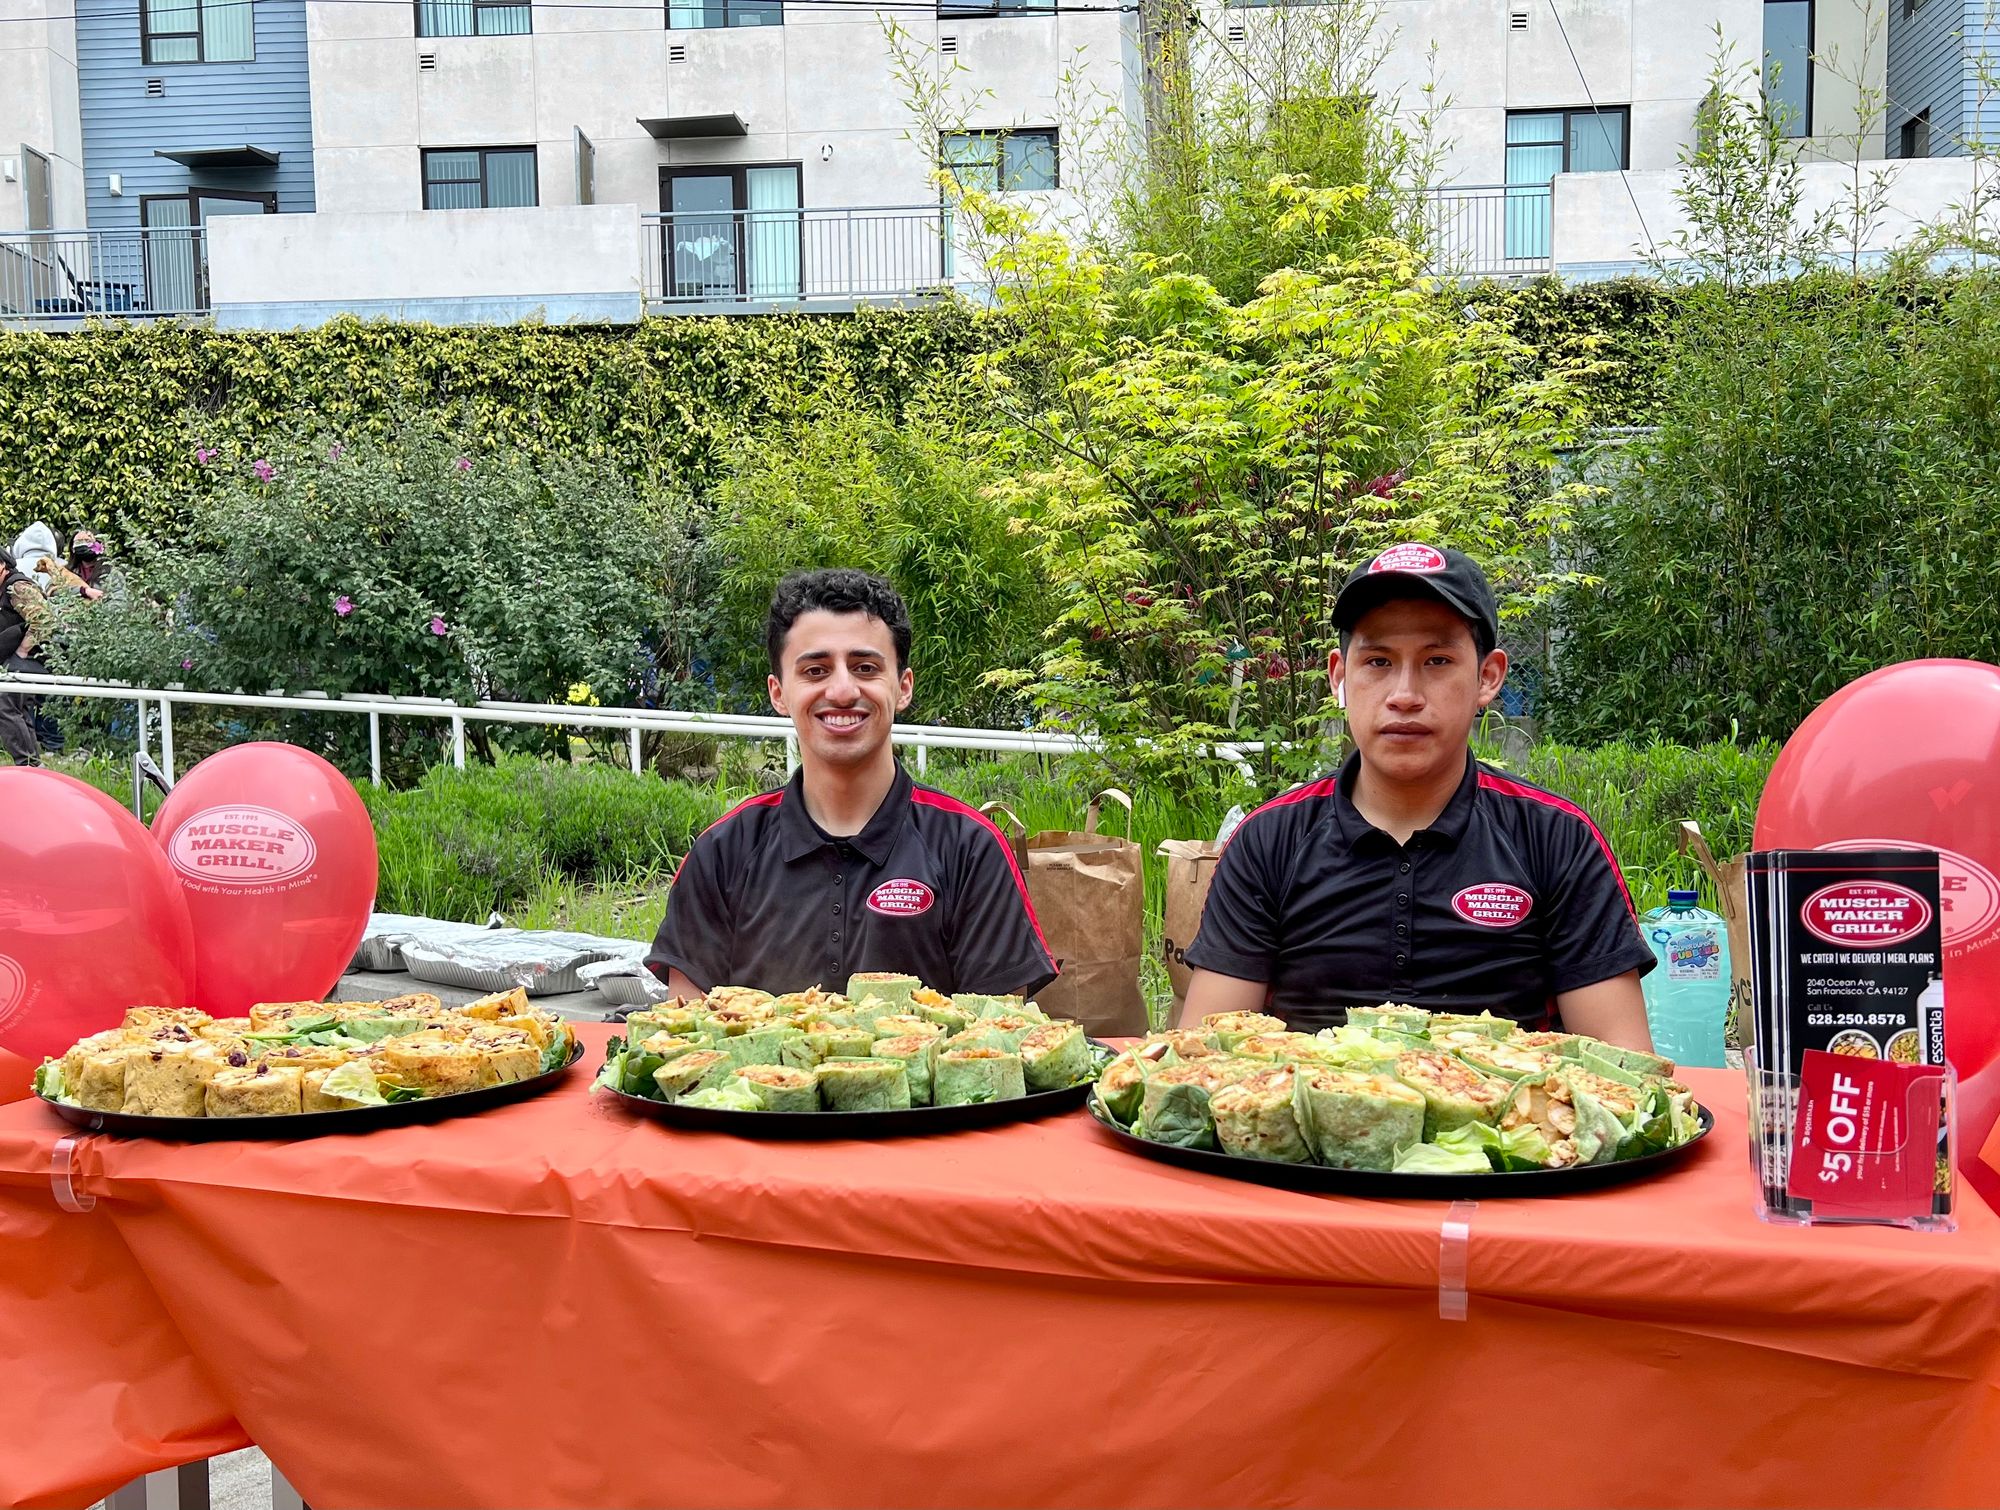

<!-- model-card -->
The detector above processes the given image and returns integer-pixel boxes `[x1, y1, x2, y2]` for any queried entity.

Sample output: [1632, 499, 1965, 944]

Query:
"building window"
[422, 147, 538, 209]
[940, 129, 1059, 191]
[139, 190, 272, 311]
[657, 164, 801, 299]
[141, 0, 253, 63]
[1502, 107, 1627, 261]
[938, 0, 1053, 16]
[1900, 109, 1931, 158]
[668, 0, 780, 28]
[417, 0, 531, 35]
[1763, 0, 1813, 138]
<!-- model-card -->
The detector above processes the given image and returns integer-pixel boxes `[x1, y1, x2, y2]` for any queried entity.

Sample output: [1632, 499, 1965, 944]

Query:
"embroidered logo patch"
[1368, 543, 1448, 575]
[1452, 883, 1534, 929]
[867, 878, 936, 917]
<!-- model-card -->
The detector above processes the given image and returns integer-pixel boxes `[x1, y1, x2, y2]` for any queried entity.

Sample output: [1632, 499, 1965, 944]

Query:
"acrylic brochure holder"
[1745, 1046, 1957, 1233]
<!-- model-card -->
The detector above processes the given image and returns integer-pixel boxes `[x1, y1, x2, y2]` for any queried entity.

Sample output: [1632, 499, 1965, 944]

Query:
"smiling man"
[1178, 544, 1656, 1051]
[646, 568, 1058, 1001]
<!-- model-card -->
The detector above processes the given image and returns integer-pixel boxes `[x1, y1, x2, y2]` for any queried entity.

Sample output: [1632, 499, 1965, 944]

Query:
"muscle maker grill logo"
[866, 879, 936, 917]
[1799, 882, 1933, 948]
[167, 805, 317, 886]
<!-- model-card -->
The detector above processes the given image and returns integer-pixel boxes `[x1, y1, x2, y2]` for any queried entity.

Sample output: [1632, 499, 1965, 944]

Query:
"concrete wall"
[0, 0, 85, 231]
[306, 1, 1137, 222]
[205, 201, 643, 325]
[1799, 0, 1890, 163]
[1551, 154, 1983, 273]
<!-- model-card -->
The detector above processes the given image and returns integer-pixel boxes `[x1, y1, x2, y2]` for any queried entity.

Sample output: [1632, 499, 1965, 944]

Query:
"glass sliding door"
[660, 164, 801, 300]
[141, 196, 197, 312]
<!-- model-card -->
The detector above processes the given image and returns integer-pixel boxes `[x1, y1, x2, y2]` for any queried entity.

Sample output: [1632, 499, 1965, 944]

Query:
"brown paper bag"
[1679, 820, 1752, 1053]
[984, 791, 1146, 1038]
[1157, 838, 1224, 1015]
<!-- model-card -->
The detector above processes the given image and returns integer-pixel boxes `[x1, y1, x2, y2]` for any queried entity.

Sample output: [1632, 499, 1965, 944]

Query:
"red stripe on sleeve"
[671, 790, 783, 887]
[1219, 775, 1340, 856]
[908, 788, 1058, 969]
[1475, 772, 1636, 918]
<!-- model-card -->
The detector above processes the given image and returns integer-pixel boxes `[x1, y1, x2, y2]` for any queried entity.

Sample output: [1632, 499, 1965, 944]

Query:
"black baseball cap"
[1332, 543, 1500, 650]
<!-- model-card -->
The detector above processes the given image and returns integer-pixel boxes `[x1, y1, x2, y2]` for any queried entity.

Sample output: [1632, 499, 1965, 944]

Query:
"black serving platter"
[38, 1041, 585, 1140]
[599, 1049, 1105, 1139]
[1084, 1090, 1715, 1198]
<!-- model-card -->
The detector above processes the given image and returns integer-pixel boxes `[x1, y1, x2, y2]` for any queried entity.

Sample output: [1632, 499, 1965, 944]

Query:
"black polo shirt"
[647, 764, 1059, 999]
[1185, 751, 1654, 1032]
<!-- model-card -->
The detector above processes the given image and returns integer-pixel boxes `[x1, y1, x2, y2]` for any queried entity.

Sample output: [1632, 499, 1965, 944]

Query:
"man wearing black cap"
[1179, 543, 1656, 1050]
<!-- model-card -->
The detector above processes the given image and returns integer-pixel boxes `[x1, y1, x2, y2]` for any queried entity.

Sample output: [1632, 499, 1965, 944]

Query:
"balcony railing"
[1419, 184, 1554, 279]
[0, 226, 211, 322]
[641, 204, 956, 310]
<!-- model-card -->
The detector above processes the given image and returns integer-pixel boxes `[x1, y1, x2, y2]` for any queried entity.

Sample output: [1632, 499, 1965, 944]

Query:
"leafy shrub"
[1547, 270, 2000, 744]
[710, 395, 1052, 723]
[47, 422, 716, 779]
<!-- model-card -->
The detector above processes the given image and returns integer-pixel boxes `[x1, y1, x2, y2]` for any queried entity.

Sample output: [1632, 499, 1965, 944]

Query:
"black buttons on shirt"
[1399, 862, 1410, 874]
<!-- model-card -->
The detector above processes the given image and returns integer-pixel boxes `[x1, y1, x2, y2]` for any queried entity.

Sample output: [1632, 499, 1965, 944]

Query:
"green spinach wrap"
[917, 1000, 975, 1035]
[815, 1057, 914, 1111]
[1201, 1011, 1288, 1050]
[626, 1007, 706, 1045]
[868, 1013, 944, 1043]
[1096, 1044, 1171, 1125]
[934, 1046, 1027, 1106]
[869, 1034, 939, 1105]
[1212, 1067, 1313, 1163]
[1393, 1049, 1512, 1138]
[1293, 1068, 1426, 1171]
[1135, 1062, 1235, 1150]
[845, 973, 922, 1011]
[734, 1064, 819, 1112]
[782, 1020, 876, 1067]
[1427, 1011, 1515, 1041]
[653, 1050, 735, 1099]
[1452, 1039, 1558, 1084]
[1345, 1005, 1431, 1035]
[720, 1024, 801, 1069]
[1018, 1022, 1091, 1091]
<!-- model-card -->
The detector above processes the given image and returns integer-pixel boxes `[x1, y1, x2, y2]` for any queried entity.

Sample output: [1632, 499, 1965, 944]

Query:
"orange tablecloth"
[5, 1025, 1999, 1510]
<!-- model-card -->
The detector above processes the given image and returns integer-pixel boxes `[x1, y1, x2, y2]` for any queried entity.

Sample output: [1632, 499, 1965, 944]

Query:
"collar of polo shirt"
[776, 763, 915, 864]
[1330, 748, 1480, 851]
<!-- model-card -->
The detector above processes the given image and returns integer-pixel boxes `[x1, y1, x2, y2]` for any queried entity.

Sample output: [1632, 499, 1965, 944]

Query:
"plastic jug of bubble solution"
[1640, 889, 1729, 1068]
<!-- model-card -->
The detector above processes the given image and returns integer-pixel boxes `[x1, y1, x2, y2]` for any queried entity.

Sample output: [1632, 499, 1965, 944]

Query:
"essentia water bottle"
[1640, 889, 1729, 1068]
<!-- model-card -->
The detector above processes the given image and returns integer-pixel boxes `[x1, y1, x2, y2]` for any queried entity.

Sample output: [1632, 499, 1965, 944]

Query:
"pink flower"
[429, 616, 448, 636]
[334, 595, 354, 618]
[195, 447, 217, 464]
[328, 443, 344, 461]
[251, 459, 276, 483]
[454, 457, 473, 473]
[180, 657, 194, 670]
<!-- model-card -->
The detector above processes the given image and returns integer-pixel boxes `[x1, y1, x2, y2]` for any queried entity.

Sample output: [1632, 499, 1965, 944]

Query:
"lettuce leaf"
[33, 1059, 67, 1103]
[1436, 1120, 1555, 1172]
[338, 1017, 425, 1044]
[1391, 1141, 1492, 1174]
[1136, 1082, 1216, 1150]
[316, 1061, 389, 1108]
[678, 1079, 763, 1111]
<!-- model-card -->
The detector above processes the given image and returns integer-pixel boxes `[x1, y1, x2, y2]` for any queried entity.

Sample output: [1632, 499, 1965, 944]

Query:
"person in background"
[0, 546, 58, 767]
[64, 531, 109, 602]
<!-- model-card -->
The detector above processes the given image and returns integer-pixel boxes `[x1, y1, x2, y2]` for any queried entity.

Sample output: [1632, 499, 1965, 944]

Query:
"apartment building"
[0, 0, 1991, 323]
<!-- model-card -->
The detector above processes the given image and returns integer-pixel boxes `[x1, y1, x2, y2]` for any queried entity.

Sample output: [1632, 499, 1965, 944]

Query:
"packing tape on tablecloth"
[1438, 1199, 1475, 1321]
[50, 1134, 95, 1213]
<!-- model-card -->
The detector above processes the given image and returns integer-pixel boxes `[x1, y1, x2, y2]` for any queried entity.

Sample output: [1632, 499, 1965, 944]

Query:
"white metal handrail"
[1418, 183, 1554, 278]
[640, 203, 955, 308]
[0, 225, 211, 321]
[2, 672, 1261, 788]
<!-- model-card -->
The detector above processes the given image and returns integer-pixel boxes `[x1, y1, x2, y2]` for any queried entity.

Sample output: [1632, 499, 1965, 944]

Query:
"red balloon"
[1755, 659, 2000, 1144]
[0, 768, 196, 1067]
[151, 743, 377, 1016]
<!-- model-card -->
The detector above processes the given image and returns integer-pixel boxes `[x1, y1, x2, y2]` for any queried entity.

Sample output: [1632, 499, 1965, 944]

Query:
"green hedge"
[0, 307, 998, 543]
[0, 285, 1693, 547]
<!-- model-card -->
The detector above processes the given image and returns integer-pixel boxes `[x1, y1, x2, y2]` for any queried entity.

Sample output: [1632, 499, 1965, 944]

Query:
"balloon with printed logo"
[151, 742, 377, 1016]
[0, 767, 196, 1077]
[1754, 659, 2000, 1100]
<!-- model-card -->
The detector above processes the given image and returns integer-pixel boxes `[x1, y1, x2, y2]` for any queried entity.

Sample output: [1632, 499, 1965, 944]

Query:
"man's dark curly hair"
[765, 568, 913, 675]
